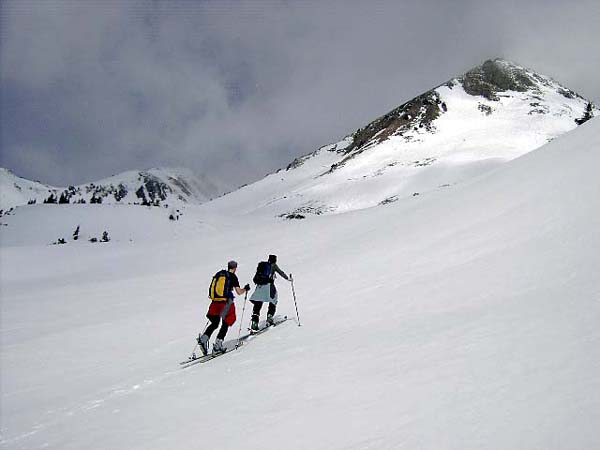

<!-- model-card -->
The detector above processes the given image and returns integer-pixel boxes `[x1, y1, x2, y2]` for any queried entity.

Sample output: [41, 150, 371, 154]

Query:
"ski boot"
[266, 314, 275, 326]
[212, 338, 226, 355]
[198, 334, 209, 356]
[251, 315, 259, 332]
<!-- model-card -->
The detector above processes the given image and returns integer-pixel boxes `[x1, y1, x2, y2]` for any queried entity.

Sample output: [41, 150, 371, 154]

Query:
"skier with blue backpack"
[250, 254, 290, 331]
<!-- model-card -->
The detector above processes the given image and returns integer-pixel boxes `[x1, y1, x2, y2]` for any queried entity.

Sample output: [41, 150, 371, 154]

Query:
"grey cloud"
[1, 0, 599, 188]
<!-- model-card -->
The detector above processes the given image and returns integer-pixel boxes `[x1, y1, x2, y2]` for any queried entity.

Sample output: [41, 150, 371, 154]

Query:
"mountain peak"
[221, 59, 596, 219]
[289, 58, 594, 174]
[459, 58, 553, 101]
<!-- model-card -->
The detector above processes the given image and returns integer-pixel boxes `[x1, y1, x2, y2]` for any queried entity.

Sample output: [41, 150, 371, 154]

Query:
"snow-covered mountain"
[0, 167, 221, 212]
[202, 59, 596, 219]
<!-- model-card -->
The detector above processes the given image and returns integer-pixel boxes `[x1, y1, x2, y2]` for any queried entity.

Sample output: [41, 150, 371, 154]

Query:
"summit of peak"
[459, 58, 546, 101]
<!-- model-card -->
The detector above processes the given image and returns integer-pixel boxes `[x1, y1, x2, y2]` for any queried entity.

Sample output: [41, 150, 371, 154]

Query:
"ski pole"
[190, 320, 210, 359]
[201, 319, 210, 334]
[235, 291, 249, 348]
[290, 274, 301, 326]
[189, 343, 199, 359]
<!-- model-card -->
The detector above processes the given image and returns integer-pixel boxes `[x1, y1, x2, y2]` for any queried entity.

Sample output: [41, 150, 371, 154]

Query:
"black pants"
[251, 301, 276, 322]
[204, 315, 229, 340]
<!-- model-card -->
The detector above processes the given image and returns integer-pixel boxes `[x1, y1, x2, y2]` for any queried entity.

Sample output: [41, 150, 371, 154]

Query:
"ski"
[179, 351, 209, 365]
[248, 316, 288, 336]
[235, 315, 289, 342]
[180, 315, 289, 368]
[180, 349, 231, 367]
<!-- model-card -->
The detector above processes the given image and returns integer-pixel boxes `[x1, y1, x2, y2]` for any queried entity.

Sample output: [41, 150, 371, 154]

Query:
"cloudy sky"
[1, 0, 599, 189]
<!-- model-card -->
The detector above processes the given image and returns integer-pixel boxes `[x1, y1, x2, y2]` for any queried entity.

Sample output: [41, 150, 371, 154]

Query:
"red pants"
[207, 300, 236, 326]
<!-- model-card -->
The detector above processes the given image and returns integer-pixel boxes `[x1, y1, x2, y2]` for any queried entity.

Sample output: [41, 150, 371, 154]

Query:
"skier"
[198, 260, 250, 355]
[250, 254, 290, 331]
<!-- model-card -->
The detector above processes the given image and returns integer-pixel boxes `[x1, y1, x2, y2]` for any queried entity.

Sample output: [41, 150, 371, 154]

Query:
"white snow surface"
[1, 117, 599, 449]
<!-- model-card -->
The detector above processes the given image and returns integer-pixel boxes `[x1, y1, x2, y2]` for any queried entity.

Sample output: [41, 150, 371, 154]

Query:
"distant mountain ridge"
[0, 167, 220, 212]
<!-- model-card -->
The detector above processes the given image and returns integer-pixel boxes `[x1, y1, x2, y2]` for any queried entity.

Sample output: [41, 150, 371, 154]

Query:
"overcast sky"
[1, 0, 599, 188]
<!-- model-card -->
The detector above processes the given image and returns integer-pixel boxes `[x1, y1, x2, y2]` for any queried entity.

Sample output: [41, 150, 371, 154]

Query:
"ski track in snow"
[1, 317, 297, 448]
[2, 359, 176, 446]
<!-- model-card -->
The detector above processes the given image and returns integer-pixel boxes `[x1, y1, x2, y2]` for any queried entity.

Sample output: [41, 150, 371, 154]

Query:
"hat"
[268, 254, 277, 263]
[227, 260, 238, 269]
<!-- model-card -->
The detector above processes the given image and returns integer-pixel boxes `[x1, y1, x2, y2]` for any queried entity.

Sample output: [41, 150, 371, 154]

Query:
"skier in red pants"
[198, 260, 250, 355]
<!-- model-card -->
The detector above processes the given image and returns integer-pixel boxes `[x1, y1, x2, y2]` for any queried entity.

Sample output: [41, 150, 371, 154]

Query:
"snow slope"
[1, 117, 599, 449]
[0, 203, 215, 247]
[0, 168, 56, 212]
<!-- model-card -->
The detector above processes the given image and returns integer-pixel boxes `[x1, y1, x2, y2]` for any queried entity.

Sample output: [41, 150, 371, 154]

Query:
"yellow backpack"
[209, 270, 231, 301]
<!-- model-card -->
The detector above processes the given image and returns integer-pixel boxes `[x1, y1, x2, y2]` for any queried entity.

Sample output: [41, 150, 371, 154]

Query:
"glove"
[244, 284, 251, 292]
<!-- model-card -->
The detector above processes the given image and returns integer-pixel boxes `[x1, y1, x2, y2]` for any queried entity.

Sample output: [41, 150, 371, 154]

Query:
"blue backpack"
[253, 261, 272, 285]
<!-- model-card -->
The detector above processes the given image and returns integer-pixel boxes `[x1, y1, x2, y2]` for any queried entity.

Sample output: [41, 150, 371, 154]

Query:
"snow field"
[1, 119, 599, 448]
